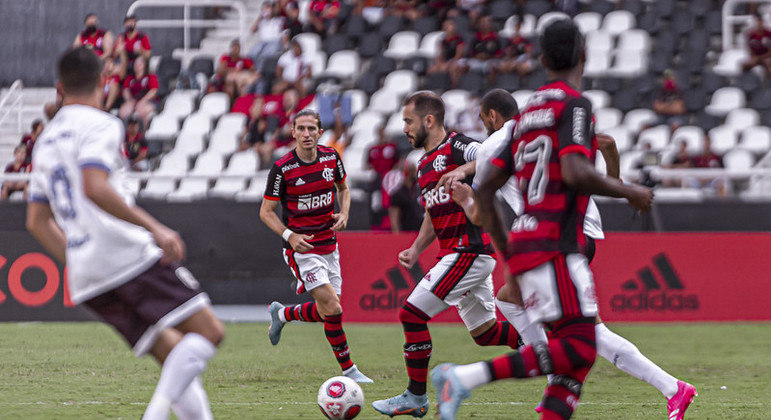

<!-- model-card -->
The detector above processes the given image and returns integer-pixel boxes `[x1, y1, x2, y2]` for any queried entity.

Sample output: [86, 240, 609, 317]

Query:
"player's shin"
[283, 301, 324, 322]
[399, 303, 433, 395]
[143, 333, 217, 420]
[324, 312, 354, 371]
[472, 320, 521, 349]
[171, 377, 213, 420]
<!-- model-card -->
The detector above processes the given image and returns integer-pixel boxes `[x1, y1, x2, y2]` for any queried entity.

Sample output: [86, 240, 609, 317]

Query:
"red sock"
[283, 302, 324, 322]
[324, 312, 354, 371]
[540, 370, 590, 420]
[473, 321, 521, 349]
[400, 302, 432, 395]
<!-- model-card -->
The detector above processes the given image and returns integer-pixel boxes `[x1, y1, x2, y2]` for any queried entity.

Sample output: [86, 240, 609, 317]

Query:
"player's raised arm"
[596, 133, 620, 179]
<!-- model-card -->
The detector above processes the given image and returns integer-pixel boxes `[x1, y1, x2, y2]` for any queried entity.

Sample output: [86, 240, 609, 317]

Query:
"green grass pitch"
[0, 322, 768, 419]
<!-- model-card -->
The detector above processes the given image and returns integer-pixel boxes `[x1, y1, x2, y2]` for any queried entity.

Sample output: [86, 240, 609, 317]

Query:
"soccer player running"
[454, 88, 698, 419]
[260, 109, 372, 383]
[372, 92, 522, 418]
[26, 47, 224, 420]
[430, 19, 654, 420]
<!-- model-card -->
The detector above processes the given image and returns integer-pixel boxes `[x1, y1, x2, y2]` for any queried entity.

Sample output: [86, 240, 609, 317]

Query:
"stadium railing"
[0, 80, 24, 135]
[722, 0, 771, 50]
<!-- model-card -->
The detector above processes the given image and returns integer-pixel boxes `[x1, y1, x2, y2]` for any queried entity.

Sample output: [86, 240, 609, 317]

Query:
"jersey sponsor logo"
[295, 177, 305, 186]
[297, 191, 333, 210]
[271, 173, 283, 196]
[281, 162, 299, 173]
[610, 253, 699, 312]
[322, 167, 335, 182]
[572, 106, 587, 145]
[422, 185, 451, 209]
[432, 154, 447, 173]
[319, 154, 336, 163]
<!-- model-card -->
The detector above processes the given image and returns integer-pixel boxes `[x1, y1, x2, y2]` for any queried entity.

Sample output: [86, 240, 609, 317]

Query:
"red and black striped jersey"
[417, 132, 494, 258]
[492, 80, 598, 275]
[80, 28, 108, 56]
[264, 146, 346, 255]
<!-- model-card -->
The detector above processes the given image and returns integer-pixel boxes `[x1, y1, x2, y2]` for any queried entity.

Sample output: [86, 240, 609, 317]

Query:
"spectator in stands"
[387, 158, 422, 232]
[449, 0, 485, 28]
[272, 88, 303, 155]
[387, 0, 423, 20]
[669, 140, 691, 168]
[249, 2, 288, 69]
[689, 135, 727, 196]
[119, 56, 158, 125]
[453, 16, 503, 88]
[307, 0, 342, 36]
[1, 145, 29, 200]
[427, 19, 465, 82]
[353, 0, 388, 24]
[114, 15, 152, 75]
[450, 94, 486, 140]
[239, 96, 272, 166]
[652, 69, 686, 130]
[659, 140, 689, 187]
[279, 0, 303, 39]
[494, 20, 536, 79]
[102, 57, 125, 112]
[20, 119, 44, 166]
[366, 124, 400, 185]
[326, 103, 352, 155]
[219, 39, 259, 100]
[742, 14, 771, 76]
[124, 116, 149, 171]
[273, 40, 311, 95]
[207, 64, 227, 94]
[73, 13, 113, 61]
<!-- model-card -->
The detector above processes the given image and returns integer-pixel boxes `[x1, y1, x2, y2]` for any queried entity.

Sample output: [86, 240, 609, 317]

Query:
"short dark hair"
[480, 89, 519, 119]
[124, 14, 137, 23]
[57, 47, 102, 96]
[403, 91, 445, 125]
[293, 108, 322, 129]
[539, 18, 584, 71]
[84, 13, 97, 23]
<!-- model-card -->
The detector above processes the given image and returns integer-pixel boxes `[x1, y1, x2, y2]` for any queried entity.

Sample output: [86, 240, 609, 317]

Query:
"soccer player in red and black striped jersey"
[372, 92, 523, 418]
[259, 109, 372, 383]
[431, 19, 653, 420]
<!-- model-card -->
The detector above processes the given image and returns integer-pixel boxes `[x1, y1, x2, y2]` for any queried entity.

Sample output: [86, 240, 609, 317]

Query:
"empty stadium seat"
[173, 132, 206, 157]
[383, 70, 418, 96]
[188, 56, 215, 77]
[725, 108, 760, 132]
[584, 90, 611, 111]
[323, 50, 361, 80]
[145, 114, 179, 141]
[741, 126, 771, 154]
[723, 149, 755, 171]
[210, 150, 258, 198]
[235, 172, 270, 202]
[583, 50, 611, 78]
[141, 153, 189, 199]
[708, 125, 738, 155]
[350, 110, 385, 137]
[181, 112, 213, 136]
[536, 12, 570, 34]
[442, 89, 472, 123]
[207, 129, 239, 156]
[418, 31, 444, 58]
[199, 93, 230, 120]
[368, 89, 402, 114]
[294, 32, 322, 57]
[713, 49, 750, 77]
[574, 12, 602, 34]
[345, 89, 368, 115]
[384, 112, 404, 137]
[161, 91, 195, 121]
[619, 150, 643, 177]
[637, 125, 671, 150]
[215, 112, 247, 136]
[594, 108, 622, 132]
[383, 31, 421, 60]
[602, 10, 636, 36]
[608, 50, 647, 77]
[167, 152, 224, 201]
[618, 30, 651, 53]
[705, 87, 746, 117]
[308, 50, 328, 76]
[586, 30, 614, 53]
[671, 126, 705, 154]
[602, 126, 633, 152]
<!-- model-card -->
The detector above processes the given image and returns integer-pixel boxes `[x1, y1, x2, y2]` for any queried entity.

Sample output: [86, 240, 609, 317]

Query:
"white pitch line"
[0, 401, 766, 407]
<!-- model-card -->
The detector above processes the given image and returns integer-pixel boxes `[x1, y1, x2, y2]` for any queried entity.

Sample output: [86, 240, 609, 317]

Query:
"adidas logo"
[359, 263, 424, 310]
[610, 253, 699, 312]
[295, 177, 305, 185]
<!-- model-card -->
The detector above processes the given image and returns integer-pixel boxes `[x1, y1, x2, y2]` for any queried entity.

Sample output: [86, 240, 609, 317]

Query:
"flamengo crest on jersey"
[417, 132, 493, 258]
[264, 146, 346, 255]
[492, 80, 599, 275]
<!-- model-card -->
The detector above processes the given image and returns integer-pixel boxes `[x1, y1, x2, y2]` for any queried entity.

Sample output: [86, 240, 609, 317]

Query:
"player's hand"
[398, 247, 418, 269]
[152, 225, 186, 263]
[626, 184, 653, 212]
[331, 213, 348, 231]
[289, 233, 315, 253]
[435, 167, 467, 193]
[450, 181, 474, 208]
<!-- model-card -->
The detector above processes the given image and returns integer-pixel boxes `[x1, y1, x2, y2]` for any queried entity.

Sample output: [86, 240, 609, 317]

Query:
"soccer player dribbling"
[372, 92, 524, 418]
[26, 47, 224, 420]
[260, 109, 372, 383]
[430, 19, 657, 420]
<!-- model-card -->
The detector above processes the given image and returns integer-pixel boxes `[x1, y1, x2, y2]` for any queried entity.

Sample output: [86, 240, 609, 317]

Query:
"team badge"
[433, 155, 447, 173]
[322, 167, 335, 182]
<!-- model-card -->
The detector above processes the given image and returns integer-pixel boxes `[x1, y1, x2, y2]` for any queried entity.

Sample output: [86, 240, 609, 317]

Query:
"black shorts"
[83, 261, 210, 356]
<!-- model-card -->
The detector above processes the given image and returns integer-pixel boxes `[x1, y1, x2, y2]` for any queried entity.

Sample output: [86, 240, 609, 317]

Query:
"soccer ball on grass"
[317, 376, 363, 419]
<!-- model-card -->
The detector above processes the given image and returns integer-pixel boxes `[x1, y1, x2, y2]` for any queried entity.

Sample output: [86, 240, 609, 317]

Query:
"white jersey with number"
[28, 104, 162, 304]
[473, 119, 605, 240]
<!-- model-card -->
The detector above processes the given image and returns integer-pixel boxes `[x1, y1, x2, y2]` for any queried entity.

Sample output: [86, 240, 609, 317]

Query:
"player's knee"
[208, 319, 225, 347]
[398, 304, 429, 325]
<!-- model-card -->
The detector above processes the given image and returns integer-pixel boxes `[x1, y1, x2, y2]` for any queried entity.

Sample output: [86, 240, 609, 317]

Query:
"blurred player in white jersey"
[449, 88, 697, 420]
[26, 47, 224, 420]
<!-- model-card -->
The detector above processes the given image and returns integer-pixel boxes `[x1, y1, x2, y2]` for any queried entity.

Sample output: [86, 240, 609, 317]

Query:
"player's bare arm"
[476, 164, 512, 253]
[596, 133, 620, 179]
[398, 210, 437, 269]
[259, 198, 315, 253]
[331, 180, 350, 231]
[435, 160, 475, 192]
[561, 154, 652, 212]
[26, 202, 67, 263]
[82, 168, 186, 261]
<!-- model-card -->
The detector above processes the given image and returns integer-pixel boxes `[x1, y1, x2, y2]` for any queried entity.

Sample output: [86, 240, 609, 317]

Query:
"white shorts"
[407, 253, 496, 331]
[283, 248, 342, 295]
[519, 254, 598, 324]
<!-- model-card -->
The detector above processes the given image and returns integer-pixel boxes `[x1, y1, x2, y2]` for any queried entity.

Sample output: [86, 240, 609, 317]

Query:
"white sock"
[278, 309, 287, 323]
[143, 333, 217, 420]
[596, 323, 679, 398]
[495, 298, 547, 345]
[171, 377, 213, 420]
[453, 362, 492, 391]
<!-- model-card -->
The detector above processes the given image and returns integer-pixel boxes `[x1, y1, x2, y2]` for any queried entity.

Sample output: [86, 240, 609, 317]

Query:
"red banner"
[338, 232, 771, 323]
